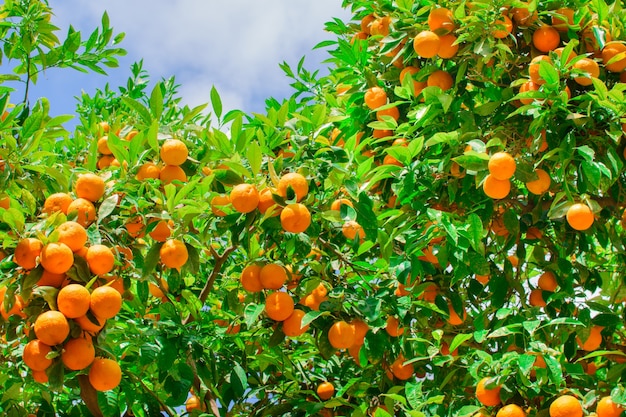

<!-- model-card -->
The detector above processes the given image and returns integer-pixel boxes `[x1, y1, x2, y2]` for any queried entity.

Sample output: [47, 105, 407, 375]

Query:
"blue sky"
[14, 1, 351, 123]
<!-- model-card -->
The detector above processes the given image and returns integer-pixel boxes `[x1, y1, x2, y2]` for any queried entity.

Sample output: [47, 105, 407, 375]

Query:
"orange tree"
[2, 0, 626, 416]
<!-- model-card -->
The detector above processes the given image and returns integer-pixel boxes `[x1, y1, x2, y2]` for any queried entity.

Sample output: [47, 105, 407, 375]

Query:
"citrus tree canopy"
[1, 0, 626, 416]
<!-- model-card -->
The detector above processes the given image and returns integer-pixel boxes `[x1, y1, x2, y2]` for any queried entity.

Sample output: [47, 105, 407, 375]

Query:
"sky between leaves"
[17, 0, 351, 123]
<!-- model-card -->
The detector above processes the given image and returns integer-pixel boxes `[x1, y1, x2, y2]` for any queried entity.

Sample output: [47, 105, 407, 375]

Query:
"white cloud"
[44, 1, 351, 116]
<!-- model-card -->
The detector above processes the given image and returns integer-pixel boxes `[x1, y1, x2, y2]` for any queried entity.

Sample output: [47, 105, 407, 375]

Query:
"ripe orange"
[74, 314, 106, 334]
[317, 381, 335, 400]
[241, 264, 263, 292]
[497, 404, 526, 417]
[427, 70, 453, 91]
[230, 183, 260, 213]
[511, 4, 538, 26]
[257, 188, 279, 215]
[385, 316, 404, 337]
[364, 86, 388, 110]
[351, 319, 369, 346]
[328, 320, 356, 349]
[61, 337, 96, 370]
[277, 172, 309, 202]
[97, 136, 112, 155]
[551, 7, 574, 32]
[360, 14, 375, 34]
[36, 269, 66, 287]
[447, 303, 466, 325]
[330, 198, 353, 212]
[260, 263, 287, 290]
[282, 309, 309, 337]
[56, 221, 88, 252]
[526, 169, 551, 195]
[597, 396, 625, 417]
[23, 339, 53, 371]
[90, 286, 122, 319]
[413, 30, 441, 58]
[566, 203, 594, 230]
[40, 242, 74, 275]
[88, 358, 122, 391]
[186, 395, 202, 412]
[159, 165, 187, 184]
[75, 173, 105, 202]
[475, 274, 490, 285]
[529, 55, 551, 85]
[573, 57, 600, 86]
[34, 310, 70, 346]
[492, 15, 513, 39]
[86, 244, 116, 275]
[14, 237, 43, 269]
[428, 7, 455, 32]
[136, 162, 161, 180]
[533, 25, 561, 52]
[438, 34, 459, 58]
[538, 271, 558, 291]
[549, 395, 583, 417]
[160, 139, 188, 166]
[369, 16, 391, 37]
[578, 325, 603, 351]
[148, 219, 173, 242]
[264, 291, 294, 321]
[211, 195, 231, 217]
[0, 194, 9, 209]
[159, 239, 188, 269]
[483, 175, 511, 199]
[124, 216, 145, 238]
[57, 284, 91, 318]
[43, 192, 73, 215]
[376, 106, 400, 121]
[67, 198, 97, 227]
[280, 203, 311, 233]
[342, 220, 365, 240]
[476, 377, 502, 406]
[390, 355, 414, 380]
[519, 80, 540, 105]
[529, 289, 546, 307]
[488, 152, 516, 180]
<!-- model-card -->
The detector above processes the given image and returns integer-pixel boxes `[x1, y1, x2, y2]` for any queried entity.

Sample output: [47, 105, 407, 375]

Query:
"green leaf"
[211, 85, 222, 120]
[246, 141, 262, 176]
[244, 303, 264, 328]
[122, 97, 152, 125]
[453, 153, 489, 171]
[538, 60, 559, 85]
[149, 82, 163, 119]
[142, 243, 162, 278]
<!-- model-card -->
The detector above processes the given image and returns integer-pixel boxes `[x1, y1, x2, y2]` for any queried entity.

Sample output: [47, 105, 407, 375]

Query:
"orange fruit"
[475, 274, 490, 285]
[37, 270, 66, 287]
[428, 7, 455, 32]
[124, 216, 145, 238]
[427, 70, 453, 91]
[351, 319, 369, 346]
[160, 139, 188, 166]
[160, 239, 188, 269]
[360, 14, 375, 34]
[413, 30, 441, 58]
[476, 377, 501, 406]
[88, 358, 122, 391]
[74, 314, 106, 334]
[492, 15, 513, 39]
[148, 219, 173, 242]
[328, 320, 356, 349]
[369, 16, 391, 37]
[43, 192, 73, 215]
[211, 195, 231, 217]
[280, 203, 311, 233]
[538, 271, 558, 291]
[97, 136, 112, 155]
[533, 25, 561, 52]
[125, 130, 138, 141]
[264, 291, 294, 321]
[241, 264, 263, 293]
[23, 339, 53, 371]
[159, 165, 187, 185]
[90, 286, 122, 319]
[566, 203, 594, 230]
[186, 395, 202, 412]
[230, 183, 260, 213]
[282, 309, 309, 337]
[488, 152, 516, 180]
[483, 175, 511, 199]
[511, 4, 538, 26]
[390, 355, 414, 380]
[67, 198, 97, 227]
[578, 325, 603, 351]
[40, 242, 74, 275]
[447, 303, 466, 325]
[597, 396, 625, 417]
[34, 310, 70, 346]
[86, 244, 116, 275]
[57, 284, 91, 318]
[75, 173, 105, 202]
[317, 381, 335, 400]
[551, 7, 574, 32]
[364, 86, 388, 110]
[529, 288, 546, 307]
[438, 34, 459, 58]
[550, 395, 583, 417]
[61, 337, 96, 370]
[277, 172, 309, 202]
[330, 198, 353, 212]
[260, 263, 287, 290]
[14, 237, 43, 269]
[573, 57, 600, 86]
[529, 55, 551, 85]
[526, 169, 551, 195]
[497, 404, 526, 417]
[376, 106, 400, 121]
[136, 162, 161, 180]
[257, 188, 279, 215]
[519, 80, 540, 105]
[98, 121, 110, 133]
[32, 369, 49, 384]
[0, 194, 9, 209]
[385, 316, 404, 337]
[342, 220, 365, 240]
[56, 221, 88, 252]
